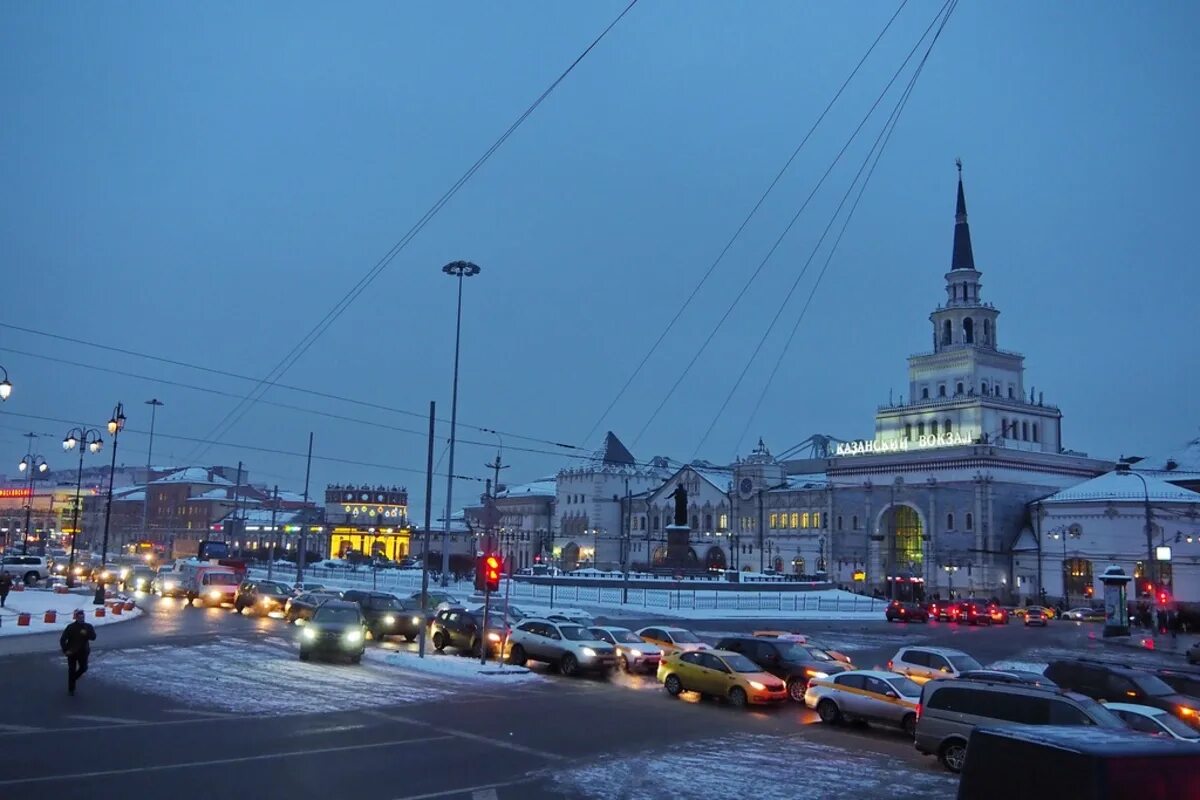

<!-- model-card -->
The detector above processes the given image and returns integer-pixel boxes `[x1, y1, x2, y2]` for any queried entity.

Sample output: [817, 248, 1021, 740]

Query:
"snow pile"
[365, 649, 543, 684]
[0, 589, 143, 638]
[551, 733, 955, 799]
[95, 639, 453, 713]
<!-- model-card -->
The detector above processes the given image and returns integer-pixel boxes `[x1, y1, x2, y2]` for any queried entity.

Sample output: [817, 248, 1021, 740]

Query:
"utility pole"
[267, 485, 279, 581]
[230, 462, 243, 551]
[419, 401, 435, 659]
[296, 433, 313, 587]
[140, 398, 164, 546]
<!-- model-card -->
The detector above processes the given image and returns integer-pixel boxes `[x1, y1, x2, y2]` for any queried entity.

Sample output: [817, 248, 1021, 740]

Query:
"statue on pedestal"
[668, 484, 688, 528]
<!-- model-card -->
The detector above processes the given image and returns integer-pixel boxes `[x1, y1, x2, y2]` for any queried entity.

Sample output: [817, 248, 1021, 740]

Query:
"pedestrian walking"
[60, 609, 96, 696]
[0, 570, 12, 607]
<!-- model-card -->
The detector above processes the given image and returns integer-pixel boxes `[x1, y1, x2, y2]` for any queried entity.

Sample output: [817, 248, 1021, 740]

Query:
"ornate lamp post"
[63, 428, 103, 587]
[0, 365, 12, 401]
[17, 454, 49, 555]
[99, 402, 127, 573]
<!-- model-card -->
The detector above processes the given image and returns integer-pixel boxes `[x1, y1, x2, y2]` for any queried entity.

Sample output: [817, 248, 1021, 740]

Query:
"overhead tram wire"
[0, 323, 587, 454]
[631, 0, 954, 450]
[730, 2, 958, 456]
[187, 1, 641, 462]
[581, 0, 911, 446]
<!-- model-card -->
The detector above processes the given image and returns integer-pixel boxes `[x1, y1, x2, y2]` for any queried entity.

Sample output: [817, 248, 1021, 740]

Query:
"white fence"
[255, 566, 888, 614]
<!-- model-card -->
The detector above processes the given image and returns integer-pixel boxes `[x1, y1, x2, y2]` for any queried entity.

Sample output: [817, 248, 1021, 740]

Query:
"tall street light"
[63, 428, 104, 587]
[141, 398, 164, 545]
[17, 454, 49, 555]
[1116, 463, 1156, 595]
[99, 402, 127, 572]
[0, 365, 12, 401]
[440, 260, 481, 587]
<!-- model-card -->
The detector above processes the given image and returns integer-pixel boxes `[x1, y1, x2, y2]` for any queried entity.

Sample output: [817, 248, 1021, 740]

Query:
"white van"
[178, 561, 239, 607]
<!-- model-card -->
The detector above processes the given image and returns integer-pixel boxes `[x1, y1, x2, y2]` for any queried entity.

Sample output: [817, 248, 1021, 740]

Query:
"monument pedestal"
[665, 524, 692, 567]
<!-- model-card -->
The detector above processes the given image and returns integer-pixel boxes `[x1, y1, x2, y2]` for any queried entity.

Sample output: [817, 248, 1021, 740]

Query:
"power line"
[632, 0, 953, 449]
[189, 1, 641, 462]
[730, 2, 958, 455]
[582, 0, 911, 445]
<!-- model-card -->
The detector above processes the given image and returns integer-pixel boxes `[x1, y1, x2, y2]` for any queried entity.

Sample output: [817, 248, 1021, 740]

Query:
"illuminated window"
[718, 513, 728, 531]
[801, 512, 810, 529]
[965, 512, 974, 531]
[813, 512, 821, 528]
[790, 512, 799, 528]
[892, 505, 924, 567]
[769, 513, 779, 529]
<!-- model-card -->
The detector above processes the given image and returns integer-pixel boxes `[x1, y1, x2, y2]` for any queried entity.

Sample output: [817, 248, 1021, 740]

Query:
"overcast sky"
[2, 2, 1197, 516]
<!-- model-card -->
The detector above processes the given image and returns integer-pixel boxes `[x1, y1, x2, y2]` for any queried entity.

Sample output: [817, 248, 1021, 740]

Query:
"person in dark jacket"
[60, 609, 97, 695]
[0, 571, 12, 607]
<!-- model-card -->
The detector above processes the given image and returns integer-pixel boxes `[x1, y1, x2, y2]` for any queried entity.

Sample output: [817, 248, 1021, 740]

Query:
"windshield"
[949, 655, 983, 672]
[368, 596, 403, 610]
[258, 581, 290, 594]
[559, 625, 593, 641]
[1156, 712, 1200, 738]
[886, 676, 924, 697]
[314, 608, 361, 624]
[1134, 675, 1177, 697]
[203, 573, 238, 586]
[723, 653, 763, 673]
[609, 630, 643, 644]
[670, 630, 701, 644]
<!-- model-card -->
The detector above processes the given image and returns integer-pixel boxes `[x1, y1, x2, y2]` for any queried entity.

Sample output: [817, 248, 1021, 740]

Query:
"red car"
[987, 604, 1010, 624]
[958, 602, 994, 625]
[928, 601, 963, 622]
[885, 601, 929, 623]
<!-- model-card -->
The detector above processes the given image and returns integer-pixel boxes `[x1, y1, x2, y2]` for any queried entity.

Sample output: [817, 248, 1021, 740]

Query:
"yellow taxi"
[1013, 605, 1056, 620]
[657, 649, 788, 707]
[636, 625, 708, 657]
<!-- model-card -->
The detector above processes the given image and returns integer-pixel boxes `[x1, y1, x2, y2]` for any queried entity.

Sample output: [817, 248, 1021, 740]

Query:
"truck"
[178, 561, 240, 607]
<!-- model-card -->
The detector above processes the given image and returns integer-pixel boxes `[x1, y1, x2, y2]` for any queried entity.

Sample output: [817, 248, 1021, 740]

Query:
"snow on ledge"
[365, 648, 543, 684]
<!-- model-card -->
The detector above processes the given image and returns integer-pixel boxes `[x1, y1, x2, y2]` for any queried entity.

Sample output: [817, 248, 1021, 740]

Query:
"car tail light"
[887, 660, 894, 670]
[915, 703, 922, 722]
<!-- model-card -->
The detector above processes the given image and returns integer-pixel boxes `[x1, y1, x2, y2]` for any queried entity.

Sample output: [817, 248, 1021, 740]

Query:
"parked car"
[507, 619, 616, 676]
[1062, 607, 1100, 621]
[657, 649, 787, 707]
[1155, 668, 1200, 698]
[1044, 658, 1200, 729]
[284, 590, 342, 623]
[1024, 607, 1048, 627]
[959, 669, 1057, 688]
[1106, 703, 1200, 742]
[341, 590, 424, 640]
[430, 607, 509, 657]
[636, 626, 708, 657]
[885, 601, 930, 623]
[804, 669, 923, 735]
[589, 626, 662, 674]
[914, 677, 1126, 772]
[888, 646, 982, 684]
[717, 635, 849, 700]
[1, 555, 49, 584]
[235, 579, 294, 615]
[298, 600, 366, 663]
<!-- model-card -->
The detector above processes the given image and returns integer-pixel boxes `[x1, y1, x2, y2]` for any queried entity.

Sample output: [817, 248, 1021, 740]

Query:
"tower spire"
[951, 158, 975, 270]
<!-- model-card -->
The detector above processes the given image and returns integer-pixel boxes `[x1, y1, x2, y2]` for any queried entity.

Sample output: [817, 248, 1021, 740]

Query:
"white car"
[887, 646, 982, 683]
[507, 618, 617, 676]
[804, 669, 924, 735]
[636, 626, 708, 657]
[1061, 607, 1096, 621]
[1106, 703, 1200, 742]
[589, 626, 663, 673]
[0, 555, 50, 584]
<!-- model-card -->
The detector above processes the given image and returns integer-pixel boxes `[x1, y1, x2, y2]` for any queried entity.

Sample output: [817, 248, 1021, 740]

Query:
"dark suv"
[234, 579, 293, 616]
[342, 589, 425, 641]
[1153, 667, 1200, 700]
[1044, 658, 1200, 729]
[298, 600, 366, 663]
[716, 636, 849, 701]
[430, 607, 509, 657]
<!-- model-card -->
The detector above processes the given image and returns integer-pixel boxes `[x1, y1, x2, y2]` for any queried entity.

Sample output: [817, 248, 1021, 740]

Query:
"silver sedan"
[804, 669, 924, 736]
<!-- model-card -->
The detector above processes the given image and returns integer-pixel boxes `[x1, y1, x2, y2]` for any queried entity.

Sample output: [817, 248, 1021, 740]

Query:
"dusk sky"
[2, 2, 1197, 516]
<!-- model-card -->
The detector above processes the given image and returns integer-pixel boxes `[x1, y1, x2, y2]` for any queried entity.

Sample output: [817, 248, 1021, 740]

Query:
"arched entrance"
[886, 505, 924, 571]
[705, 546, 726, 571]
[773, 556, 784, 573]
[651, 546, 667, 566]
[562, 542, 581, 571]
[792, 556, 805, 575]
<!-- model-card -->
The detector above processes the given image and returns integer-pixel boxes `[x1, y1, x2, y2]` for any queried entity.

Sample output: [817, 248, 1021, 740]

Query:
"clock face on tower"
[739, 477, 754, 499]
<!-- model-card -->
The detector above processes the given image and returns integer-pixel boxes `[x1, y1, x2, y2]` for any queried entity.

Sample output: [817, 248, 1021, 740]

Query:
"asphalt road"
[0, 596, 1184, 799]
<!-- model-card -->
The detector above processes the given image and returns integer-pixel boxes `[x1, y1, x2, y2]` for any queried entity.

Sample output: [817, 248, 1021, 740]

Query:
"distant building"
[324, 484, 410, 562]
[466, 477, 555, 572]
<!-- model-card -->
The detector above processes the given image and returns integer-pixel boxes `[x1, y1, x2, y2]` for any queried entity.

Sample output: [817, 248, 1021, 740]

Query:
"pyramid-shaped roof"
[592, 431, 636, 466]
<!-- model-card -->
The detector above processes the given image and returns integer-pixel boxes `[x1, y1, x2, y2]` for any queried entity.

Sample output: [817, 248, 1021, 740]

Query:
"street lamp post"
[1116, 464, 1156, 594]
[99, 402, 127, 574]
[0, 365, 12, 402]
[440, 260, 480, 587]
[63, 428, 104, 587]
[17, 454, 49, 555]
[943, 562, 960, 599]
[140, 398, 164, 546]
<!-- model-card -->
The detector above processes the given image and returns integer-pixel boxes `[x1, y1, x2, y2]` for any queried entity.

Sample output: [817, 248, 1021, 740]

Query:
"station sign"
[834, 431, 973, 457]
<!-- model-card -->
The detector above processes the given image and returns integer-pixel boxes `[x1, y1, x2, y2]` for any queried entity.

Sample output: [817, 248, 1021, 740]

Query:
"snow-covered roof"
[690, 466, 732, 492]
[223, 508, 304, 527]
[771, 473, 830, 491]
[497, 478, 556, 499]
[151, 467, 234, 487]
[116, 488, 146, 502]
[1127, 435, 1200, 479]
[1041, 470, 1200, 505]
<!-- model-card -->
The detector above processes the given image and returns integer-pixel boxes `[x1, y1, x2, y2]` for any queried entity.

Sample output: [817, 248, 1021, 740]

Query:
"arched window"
[704, 513, 713, 530]
[769, 513, 779, 529]
[1022, 421, 1029, 441]
[947, 513, 955, 530]
[941, 319, 952, 346]
[904, 423, 912, 440]
[983, 318, 991, 344]
[938, 384, 946, 397]
[931, 420, 939, 436]
[981, 382, 989, 395]
[813, 512, 821, 528]
[852, 515, 859, 530]
[652, 515, 660, 531]
[917, 422, 925, 436]
[801, 512, 811, 529]
[963, 317, 975, 344]
[1032, 423, 1039, 443]
[691, 514, 699, 530]
[922, 387, 929, 400]
[965, 512, 974, 531]
[1008, 386, 1015, 399]
[790, 512, 800, 528]
[956, 381, 964, 395]
[944, 419, 952, 434]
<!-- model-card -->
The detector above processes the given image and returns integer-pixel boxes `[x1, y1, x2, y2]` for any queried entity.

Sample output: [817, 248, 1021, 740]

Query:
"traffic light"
[484, 553, 501, 592]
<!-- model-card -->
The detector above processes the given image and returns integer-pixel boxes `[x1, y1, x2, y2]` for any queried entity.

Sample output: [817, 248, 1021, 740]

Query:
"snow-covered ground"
[95, 638, 456, 714]
[0, 588, 143, 637]
[551, 733, 956, 799]
[364, 648, 542, 684]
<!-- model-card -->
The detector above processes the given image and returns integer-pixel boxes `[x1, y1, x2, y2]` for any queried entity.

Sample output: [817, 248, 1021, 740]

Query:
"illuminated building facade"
[325, 484, 411, 562]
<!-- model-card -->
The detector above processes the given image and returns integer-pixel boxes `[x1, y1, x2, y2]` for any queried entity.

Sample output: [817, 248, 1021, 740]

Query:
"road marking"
[0, 723, 43, 733]
[392, 775, 540, 800]
[366, 710, 564, 761]
[0, 735, 454, 786]
[291, 723, 366, 736]
[66, 714, 144, 725]
[163, 709, 233, 718]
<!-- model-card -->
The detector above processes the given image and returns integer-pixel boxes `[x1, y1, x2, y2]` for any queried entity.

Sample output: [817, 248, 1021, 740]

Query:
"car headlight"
[749, 681, 766, 691]
[343, 629, 363, 644]
[209, 590, 221, 599]
[302, 626, 317, 641]
[410, 616, 421, 625]
[487, 632, 501, 642]
[629, 648, 643, 657]
[382, 615, 396, 626]
[806, 670, 828, 679]
[164, 581, 175, 590]
[581, 647, 596, 657]
[73, 567, 82, 575]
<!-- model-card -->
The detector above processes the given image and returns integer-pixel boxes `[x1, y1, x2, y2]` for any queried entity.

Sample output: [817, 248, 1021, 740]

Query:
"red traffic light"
[484, 554, 501, 592]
